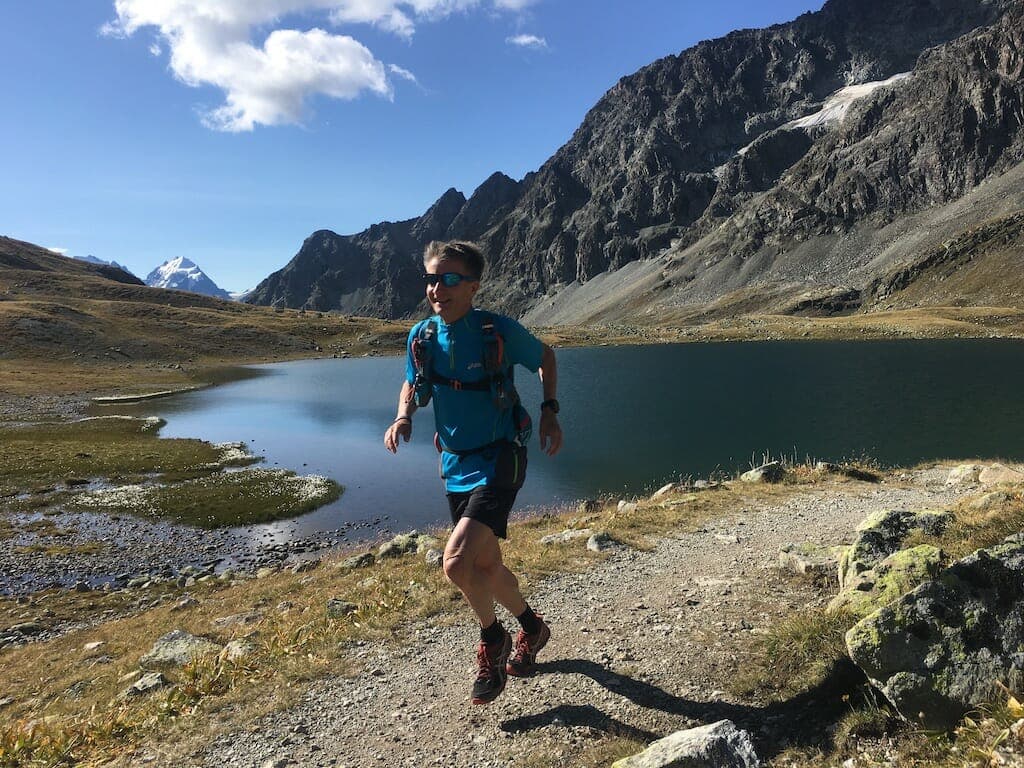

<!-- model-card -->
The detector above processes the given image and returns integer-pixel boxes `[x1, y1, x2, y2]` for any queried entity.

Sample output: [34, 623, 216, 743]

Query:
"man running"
[384, 240, 563, 704]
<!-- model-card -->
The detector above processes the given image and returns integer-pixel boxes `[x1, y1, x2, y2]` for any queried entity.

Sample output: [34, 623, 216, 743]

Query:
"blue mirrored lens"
[423, 272, 471, 287]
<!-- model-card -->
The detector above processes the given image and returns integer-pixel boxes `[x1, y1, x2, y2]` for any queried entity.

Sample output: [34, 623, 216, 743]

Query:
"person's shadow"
[500, 657, 864, 759]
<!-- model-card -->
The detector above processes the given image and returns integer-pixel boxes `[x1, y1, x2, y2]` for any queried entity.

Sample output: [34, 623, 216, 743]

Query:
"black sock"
[517, 607, 540, 635]
[480, 619, 505, 645]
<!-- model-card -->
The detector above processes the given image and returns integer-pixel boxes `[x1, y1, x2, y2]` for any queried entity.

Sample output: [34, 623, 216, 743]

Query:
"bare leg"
[444, 518, 526, 626]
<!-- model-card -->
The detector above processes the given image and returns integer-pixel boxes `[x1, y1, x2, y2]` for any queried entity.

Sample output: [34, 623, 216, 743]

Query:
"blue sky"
[1, 1, 824, 292]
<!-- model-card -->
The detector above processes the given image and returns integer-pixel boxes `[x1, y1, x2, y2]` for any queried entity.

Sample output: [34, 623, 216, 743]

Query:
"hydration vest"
[409, 312, 532, 449]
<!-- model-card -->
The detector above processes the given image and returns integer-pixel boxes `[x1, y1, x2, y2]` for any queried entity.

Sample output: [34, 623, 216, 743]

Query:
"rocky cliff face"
[247, 174, 521, 316]
[249, 0, 1022, 322]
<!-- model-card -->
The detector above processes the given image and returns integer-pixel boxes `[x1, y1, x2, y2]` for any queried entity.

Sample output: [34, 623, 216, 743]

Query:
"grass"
[730, 606, 860, 700]
[902, 486, 1024, 560]
[0, 417, 340, 529]
[0, 417, 228, 497]
[65, 469, 343, 529]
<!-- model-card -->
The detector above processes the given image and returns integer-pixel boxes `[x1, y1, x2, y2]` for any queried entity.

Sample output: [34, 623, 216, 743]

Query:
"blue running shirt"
[405, 308, 544, 492]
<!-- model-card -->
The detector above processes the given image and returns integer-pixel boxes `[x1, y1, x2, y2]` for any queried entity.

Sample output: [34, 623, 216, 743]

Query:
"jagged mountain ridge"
[248, 0, 1022, 322]
[146, 257, 231, 300]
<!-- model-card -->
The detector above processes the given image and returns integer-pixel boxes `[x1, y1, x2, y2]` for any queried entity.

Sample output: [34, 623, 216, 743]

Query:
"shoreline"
[6, 330, 1024, 599]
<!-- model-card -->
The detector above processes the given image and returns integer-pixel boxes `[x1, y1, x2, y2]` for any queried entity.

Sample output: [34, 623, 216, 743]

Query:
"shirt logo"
[467, 362, 483, 370]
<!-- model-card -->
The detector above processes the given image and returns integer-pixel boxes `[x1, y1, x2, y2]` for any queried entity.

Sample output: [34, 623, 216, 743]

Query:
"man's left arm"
[537, 343, 563, 456]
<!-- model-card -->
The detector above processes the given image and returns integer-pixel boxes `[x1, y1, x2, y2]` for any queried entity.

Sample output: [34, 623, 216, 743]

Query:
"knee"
[443, 550, 473, 587]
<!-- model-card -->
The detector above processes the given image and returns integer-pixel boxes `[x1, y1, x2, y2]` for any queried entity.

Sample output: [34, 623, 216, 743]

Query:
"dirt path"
[154, 468, 961, 768]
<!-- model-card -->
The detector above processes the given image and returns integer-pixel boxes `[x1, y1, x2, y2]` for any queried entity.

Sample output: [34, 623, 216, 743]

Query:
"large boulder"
[837, 509, 952, 591]
[829, 544, 944, 616]
[846, 535, 1024, 730]
[612, 720, 760, 768]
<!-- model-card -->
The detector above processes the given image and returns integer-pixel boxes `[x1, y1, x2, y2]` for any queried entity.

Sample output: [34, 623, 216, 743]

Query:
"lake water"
[110, 339, 1024, 537]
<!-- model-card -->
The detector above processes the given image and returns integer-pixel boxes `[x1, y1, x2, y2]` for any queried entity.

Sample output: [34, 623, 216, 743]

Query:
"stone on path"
[222, 639, 258, 662]
[777, 542, 842, 576]
[741, 461, 783, 484]
[126, 671, 169, 697]
[979, 463, 1024, 486]
[290, 558, 320, 574]
[424, 548, 444, 568]
[612, 719, 760, 767]
[326, 599, 357, 618]
[946, 464, 983, 486]
[846, 534, 1024, 730]
[336, 552, 375, 570]
[378, 531, 440, 559]
[587, 532, 617, 552]
[540, 528, 593, 545]
[139, 629, 223, 670]
[651, 482, 678, 499]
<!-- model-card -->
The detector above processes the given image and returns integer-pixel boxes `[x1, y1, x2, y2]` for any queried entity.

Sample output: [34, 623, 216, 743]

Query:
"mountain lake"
[105, 338, 1024, 540]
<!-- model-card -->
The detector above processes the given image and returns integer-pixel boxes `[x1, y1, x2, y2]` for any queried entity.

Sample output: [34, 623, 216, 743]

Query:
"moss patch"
[66, 469, 343, 528]
[0, 417, 247, 497]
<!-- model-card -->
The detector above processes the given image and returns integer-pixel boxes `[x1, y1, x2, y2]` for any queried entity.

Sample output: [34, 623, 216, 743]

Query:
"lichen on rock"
[845, 534, 1024, 730]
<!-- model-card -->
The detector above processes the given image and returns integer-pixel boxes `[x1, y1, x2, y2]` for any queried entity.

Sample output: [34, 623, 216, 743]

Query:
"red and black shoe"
[471, 630, 512, 705]
[506, 617, 551, 677]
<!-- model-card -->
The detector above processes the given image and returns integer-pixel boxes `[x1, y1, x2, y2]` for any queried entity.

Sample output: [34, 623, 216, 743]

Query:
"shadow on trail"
[500, 704, 659, 742]
[499, 657, 866, 760]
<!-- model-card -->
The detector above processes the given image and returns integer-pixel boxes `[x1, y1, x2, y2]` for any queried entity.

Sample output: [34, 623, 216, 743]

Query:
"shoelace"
[512, 632, 533, 660]
[476, 642, 496, 680]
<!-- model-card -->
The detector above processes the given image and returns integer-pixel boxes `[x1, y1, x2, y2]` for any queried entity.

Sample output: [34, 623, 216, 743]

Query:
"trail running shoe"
[471, 630, 512, 705]
[506, 616, 550, 677]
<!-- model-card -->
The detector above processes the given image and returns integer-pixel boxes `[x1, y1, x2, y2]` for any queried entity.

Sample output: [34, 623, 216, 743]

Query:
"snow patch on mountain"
[145, 257, 231, 300]
[783, 72, 912, 131]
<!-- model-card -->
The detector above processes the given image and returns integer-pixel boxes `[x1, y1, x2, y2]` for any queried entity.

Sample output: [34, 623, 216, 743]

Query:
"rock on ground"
[139, 630, 223, 670]
[612, 719, 760, 767]
[846, 534, 1024, 730]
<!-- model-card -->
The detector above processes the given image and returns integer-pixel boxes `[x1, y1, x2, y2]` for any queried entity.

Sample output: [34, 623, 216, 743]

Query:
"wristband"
[393, 416, 411, 424]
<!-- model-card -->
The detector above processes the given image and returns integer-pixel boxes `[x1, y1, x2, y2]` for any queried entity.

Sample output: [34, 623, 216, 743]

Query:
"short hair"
[423, 240, 485, 280]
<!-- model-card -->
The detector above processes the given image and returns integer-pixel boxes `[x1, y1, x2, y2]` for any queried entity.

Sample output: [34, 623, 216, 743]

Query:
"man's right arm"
[384, 381, 417, 453]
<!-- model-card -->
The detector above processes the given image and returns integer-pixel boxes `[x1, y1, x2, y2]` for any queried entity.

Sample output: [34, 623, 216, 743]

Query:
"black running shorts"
[447, 485, 518, 539]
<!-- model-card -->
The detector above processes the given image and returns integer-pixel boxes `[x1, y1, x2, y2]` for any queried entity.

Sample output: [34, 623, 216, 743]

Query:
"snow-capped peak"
[145, 257, 231, 300]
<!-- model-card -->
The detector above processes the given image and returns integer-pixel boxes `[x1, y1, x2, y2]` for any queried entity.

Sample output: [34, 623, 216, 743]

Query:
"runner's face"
[424, 255, 479, 323]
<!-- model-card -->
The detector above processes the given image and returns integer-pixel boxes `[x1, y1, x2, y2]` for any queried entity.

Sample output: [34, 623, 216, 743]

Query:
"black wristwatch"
[540, 398, 560, 414]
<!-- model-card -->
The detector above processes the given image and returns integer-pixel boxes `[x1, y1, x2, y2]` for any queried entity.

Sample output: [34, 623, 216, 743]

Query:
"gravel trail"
[159, 469, 961, 767]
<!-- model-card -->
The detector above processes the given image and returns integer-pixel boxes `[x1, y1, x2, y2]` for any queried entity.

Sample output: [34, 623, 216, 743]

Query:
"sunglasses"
[422, 272, 476, 287]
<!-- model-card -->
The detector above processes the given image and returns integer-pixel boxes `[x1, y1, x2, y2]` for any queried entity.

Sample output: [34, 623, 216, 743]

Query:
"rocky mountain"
[146, 257, 231, 300]
[72, 254, 136, 277]
[0, 237, 143, 286]
[249, 0, 1023, 324]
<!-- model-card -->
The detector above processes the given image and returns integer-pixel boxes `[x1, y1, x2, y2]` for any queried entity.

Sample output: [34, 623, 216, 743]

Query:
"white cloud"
[506, 33, 545, 49]
[388, 63, 419, 84]
[47, 247, 69, 255]
[494, 0, 538, 9]
[104, 0, 532, 131]
[149, 42, 162, 56]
